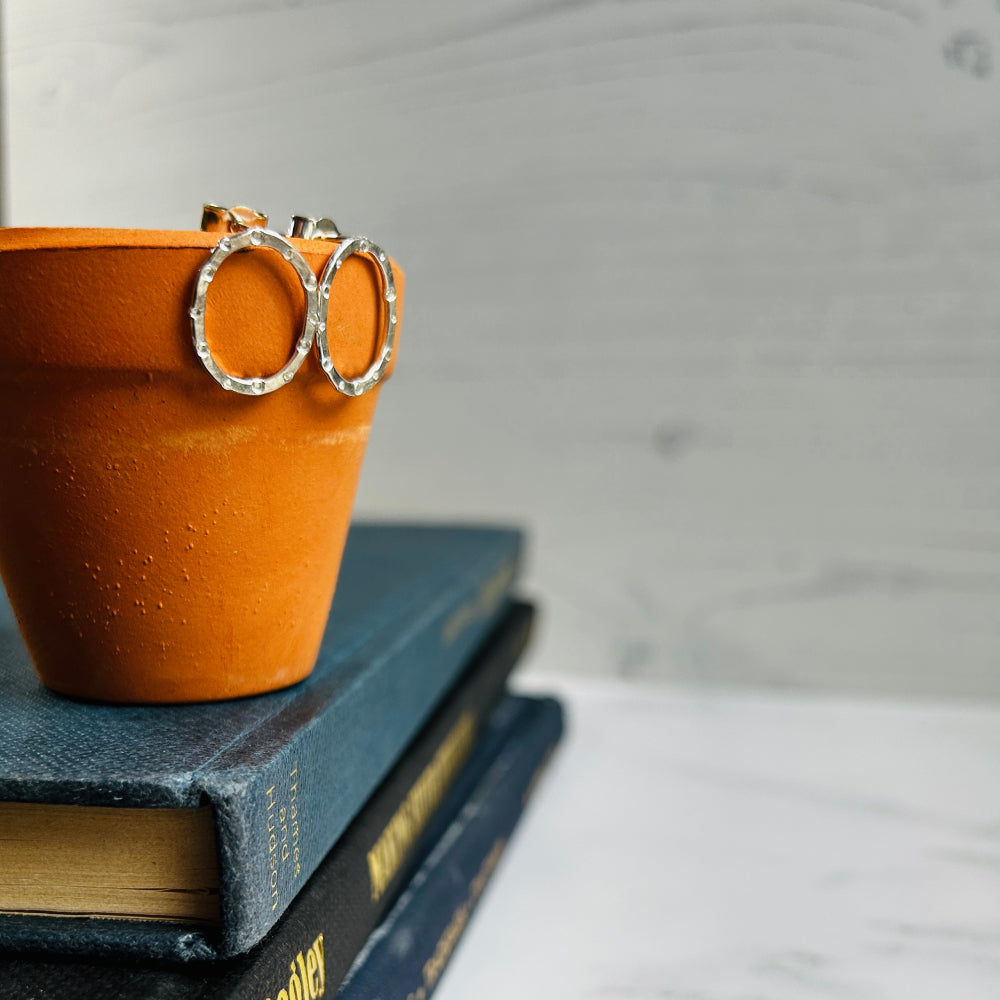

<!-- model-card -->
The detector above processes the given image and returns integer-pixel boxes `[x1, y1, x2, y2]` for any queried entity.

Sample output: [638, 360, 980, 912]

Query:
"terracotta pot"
[0, 227, 402, 703]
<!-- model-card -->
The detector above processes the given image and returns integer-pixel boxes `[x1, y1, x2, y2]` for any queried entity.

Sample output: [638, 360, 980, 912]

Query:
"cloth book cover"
[0, 691, 564, 1000]
[335, 693, 563, 1000]
[0, 522, 523, 961]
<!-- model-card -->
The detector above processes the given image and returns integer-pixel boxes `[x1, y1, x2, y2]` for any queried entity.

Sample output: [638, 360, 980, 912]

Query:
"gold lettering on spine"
[367, 713, 477, 901]
[265, 933, 326, 1000]
[314, 933, 326, 995]
[413, 839, 506, 998]
[265, 762, 303, 912]
[290, 762, 301, 878]
[441, 560, 515, 646]
[267, 784, 279, 911]
[306, 946, 320, 998]
[287, 957, 303, 1000]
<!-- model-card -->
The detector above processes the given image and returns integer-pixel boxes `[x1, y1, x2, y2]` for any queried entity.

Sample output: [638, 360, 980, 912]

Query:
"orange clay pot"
[0, 227, 402, 703]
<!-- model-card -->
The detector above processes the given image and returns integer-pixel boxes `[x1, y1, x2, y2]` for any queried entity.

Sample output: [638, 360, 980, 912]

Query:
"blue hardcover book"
[0, 623, 547, 1000]
[0, 522, 522, 961]
[336, 693, 564, 1000]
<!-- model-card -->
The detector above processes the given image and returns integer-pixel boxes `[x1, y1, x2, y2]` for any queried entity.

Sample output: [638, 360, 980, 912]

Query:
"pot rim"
[0, 227, 331, 254]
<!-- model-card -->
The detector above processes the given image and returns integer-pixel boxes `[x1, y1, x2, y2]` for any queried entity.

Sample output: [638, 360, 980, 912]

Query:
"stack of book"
[0, 522, 563, 999]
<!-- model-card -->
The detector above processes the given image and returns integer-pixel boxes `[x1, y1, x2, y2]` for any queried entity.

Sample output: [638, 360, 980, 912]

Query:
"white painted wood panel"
[4, 0, 999, 694]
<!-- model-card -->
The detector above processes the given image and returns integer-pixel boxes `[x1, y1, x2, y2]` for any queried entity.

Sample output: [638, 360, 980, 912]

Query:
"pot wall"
[0, 229, 402, 702]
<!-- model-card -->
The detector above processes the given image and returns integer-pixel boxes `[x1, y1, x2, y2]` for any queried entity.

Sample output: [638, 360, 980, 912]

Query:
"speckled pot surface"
[0, 228, 402, 703]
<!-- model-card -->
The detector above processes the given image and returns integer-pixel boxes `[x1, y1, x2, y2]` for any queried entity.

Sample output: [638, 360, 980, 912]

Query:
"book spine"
[208, 696, 549, 1000]
[208, 535, 523, 959]
[334, 695, 564, 1000]
[222, 603, 536, 995]
[310, 603, 535, 974]
[0, 630, 539, 1000]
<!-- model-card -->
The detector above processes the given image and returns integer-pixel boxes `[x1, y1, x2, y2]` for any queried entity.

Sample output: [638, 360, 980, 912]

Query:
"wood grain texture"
[4, 0, 999, 695]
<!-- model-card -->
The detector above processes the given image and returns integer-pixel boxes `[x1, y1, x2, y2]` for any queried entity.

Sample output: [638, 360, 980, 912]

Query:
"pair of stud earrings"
[192, 204, 395, 397]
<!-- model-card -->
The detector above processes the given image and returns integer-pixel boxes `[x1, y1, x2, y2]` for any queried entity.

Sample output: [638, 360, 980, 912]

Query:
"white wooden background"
[3, 0, 999, 697]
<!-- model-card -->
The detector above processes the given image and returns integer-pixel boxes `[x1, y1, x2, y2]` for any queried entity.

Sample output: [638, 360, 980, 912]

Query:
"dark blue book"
[0, 522, 522, 961]
[335, 693, 563, 1000]
[0, 691, 563, 1000]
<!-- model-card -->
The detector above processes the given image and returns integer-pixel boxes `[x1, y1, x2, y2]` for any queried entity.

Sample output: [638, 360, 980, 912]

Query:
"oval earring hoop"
[315, 237, 397, 397]
[191, 229, 319, 395]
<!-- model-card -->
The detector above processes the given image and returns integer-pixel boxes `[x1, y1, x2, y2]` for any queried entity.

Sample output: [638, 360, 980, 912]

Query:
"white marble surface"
[437, 674, 1000, 1000]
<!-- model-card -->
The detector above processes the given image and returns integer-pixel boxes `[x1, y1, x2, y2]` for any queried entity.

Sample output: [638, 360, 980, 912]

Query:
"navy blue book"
[0, 692, 563, 1000]
[335, 693, 563, 1000]
[0, 522, 522, 961]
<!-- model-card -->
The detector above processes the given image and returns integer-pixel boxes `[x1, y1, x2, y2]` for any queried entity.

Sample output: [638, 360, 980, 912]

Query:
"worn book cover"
[0, 522, 522, 960]
[0, 689, 563, 1000]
